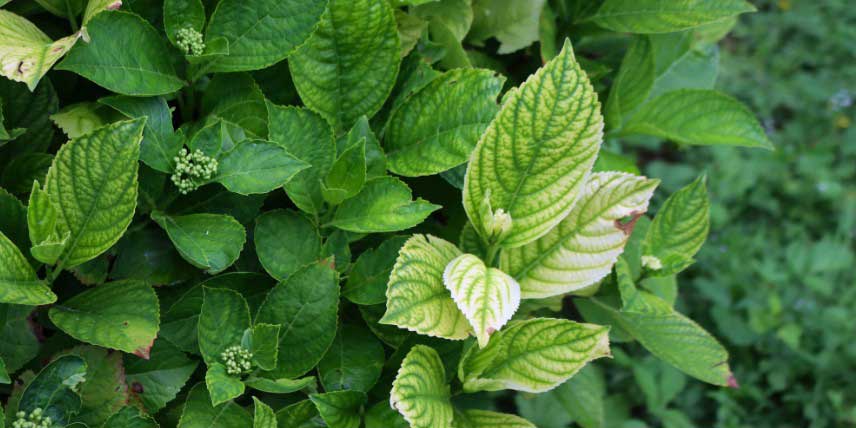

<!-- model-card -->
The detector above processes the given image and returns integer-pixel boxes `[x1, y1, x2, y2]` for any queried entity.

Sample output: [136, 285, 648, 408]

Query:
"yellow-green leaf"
[0, 230, 55, 305]
[390, 345, 454, 428]
[0, 10, 81, 91]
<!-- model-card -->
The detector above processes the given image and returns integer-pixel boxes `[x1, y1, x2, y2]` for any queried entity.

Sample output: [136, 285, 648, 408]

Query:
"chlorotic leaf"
[463, 40, 603, 248]
[255, 261, 339, 378]
[454, 409, 537, 428]
[205, 363, 246, 406]
[380, 235, 471, 340]
[0, 230, 55, 305]
[643, 175, 709, 272]
[318, 324, 385, 393]
[178, 383, 252, 428]
[589, 0, 756, 34]
[82, 0, 123, 25]
[443, 254, 521, 348]
[459, 318, 611, 393]
[386, 69, 504, 176]
[203, 0, 327, 72]
[49, 101, 120, 139]
[621, 89, 772, 149]
[290, 0, 401, 130]
[48, 280, 160, 358]
[198, 287, 251, 365]
[214, 140, 309, 195]
[151, 212, 246, 274]
[57, 11, 184, 96]
[469, 0, 546, 54]
[390, 345, 454, 428]
[254, 209, 321, 281]
[310, 390, 366, 428]
[329, 177, 440, 233]
[501, 172, 659, 298]
[44, 118, 144, 268]
[252, 397, 277, 428]
[18, 355, 86, 426]
[0, 10, 81, 91]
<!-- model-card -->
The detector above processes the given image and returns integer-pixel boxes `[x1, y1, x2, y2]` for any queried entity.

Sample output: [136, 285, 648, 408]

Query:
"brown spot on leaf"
[727, 374, 740, 389]
[133, 338, 155, 360]
[615, 211, 643, 236]
[107, 0, 122, 10]
[131, 382, 144, 394]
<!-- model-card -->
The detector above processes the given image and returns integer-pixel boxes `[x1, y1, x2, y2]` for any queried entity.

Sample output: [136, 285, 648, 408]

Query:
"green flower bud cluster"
[13, 408, 53, 428]
[221, 345, 253, 376]
[176, 27, 205, 56]
[171, 147, 218, 194]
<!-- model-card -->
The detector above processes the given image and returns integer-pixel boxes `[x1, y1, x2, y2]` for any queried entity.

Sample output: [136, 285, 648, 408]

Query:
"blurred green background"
[546, 1, 855, 427]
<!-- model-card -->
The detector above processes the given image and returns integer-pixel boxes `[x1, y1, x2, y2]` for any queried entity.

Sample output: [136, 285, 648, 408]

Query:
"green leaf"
[163, 0, 206, 45]
[275, 400, 323, 428]
[380, 234, 471, 340]
[390, 345, 454, 428]
[27, 180, 67, 264]
[322, 138, 366, 205]
[57, 11, 184, 96]
[459, 318, 610, 393]
[0, 356, 8, 384]
[205, 363, 245, 406]
[178, 383, 252, 428]
[621, 89, 772, 149]
[252, 397, 277, 428]
[365, 401, 408, 428]
[443, 254, 520, 348]
[318, 324, 385, 392]
[99, 95, 180, 174]
[643, 175, 709, 272]
[589, 0, 755, 34]
[244, 376, 315, 394]
[340, 116, 386, 179]
[395, 11, 427, 58]
[0, 103, 26, 143]
[329, 177, 440, 233]
[151, 212, 246, 274]
[254, 209, 321, 281]
[469, 0, 545, 54]
[605, 37, 654, 130]
[49, 280, 160, 358]
[386, 69, 504, 176]
[62, 346, 127, 427]
[124, 339, 198, 414]
[102, 407, 159, 428]
[214, 140, 308, 195]
[0, 153, 53, 195]
[200, 73, 268, 139]
[266, 104, 336, 215]
[501, 172, 659, 298]
[0, 77, 58, 154]
[454, 409, 536, 428]
[44, 118, 145, 268]
[244, 323, 280, 371]
[0, 304, 40, 373]
[601, 258, 734, 386]
[343, 235, 408, 305]
[203, 0, 327, 72]
[0, 231, 55, 305]
[309, 391, 366, 428]
[290, 0, 401, 130]
[0, 10, 81, 91]
[198, 286, 251, 365]
[255, 261, 339, 378]
[19, 355, 86, 426]
[463, 40, 603, 248]
[110, 227, 194, 286]
[549, 365, 605, 428]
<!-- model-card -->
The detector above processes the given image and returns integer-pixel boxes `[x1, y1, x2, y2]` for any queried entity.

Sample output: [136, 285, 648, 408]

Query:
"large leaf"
[309, 391, 366, 428]
[501, 172, 659, 298]
[99, 95, 180, 173]
[643, 175, 709, 273]
[266, 104, 336, 214]
[390, 345, 454, 428]
[198, 287, 251, 365]
[214, 140, 308, 195]
[200, 73, 268, 139]
[177, 383, 252, 428]
[469, 0, 546, 54]
[0, 304, 40, 373]
[621, 89, 772, 149]
[454, 409, 536, 428]
[49, 280, 160, 358]
[459, 318, 610, 393]
[57, 11, 184, 96]
[290, 0, 400, 130]
[329, 177, 439, 233]
[589, 0, 755, 34]
[443, 254, 520, 348]
[252, 397, 277, 428]
[0, 231, 55, 305]
[151, 212, 246, 274]
[254, 209, 321, 281]
[18, 355, 86, 426]
[203, 0, 327, 72]
[380, 234, 471, 340]
[342, 235, 408, 305]
[102, 407, 159, 428]
[386, 69, 504, 176]
[205, 363, 245, 406]
[318, 324, 385, 393]
[44, 118, 144, 268]
[255, 261, 339, 378]
[0, 10, 80, 91]
[63, 346, 128, 427]
[604, 36, 654, 130]
[463, 40, 603, 248]
[124, 340, 198, 414]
